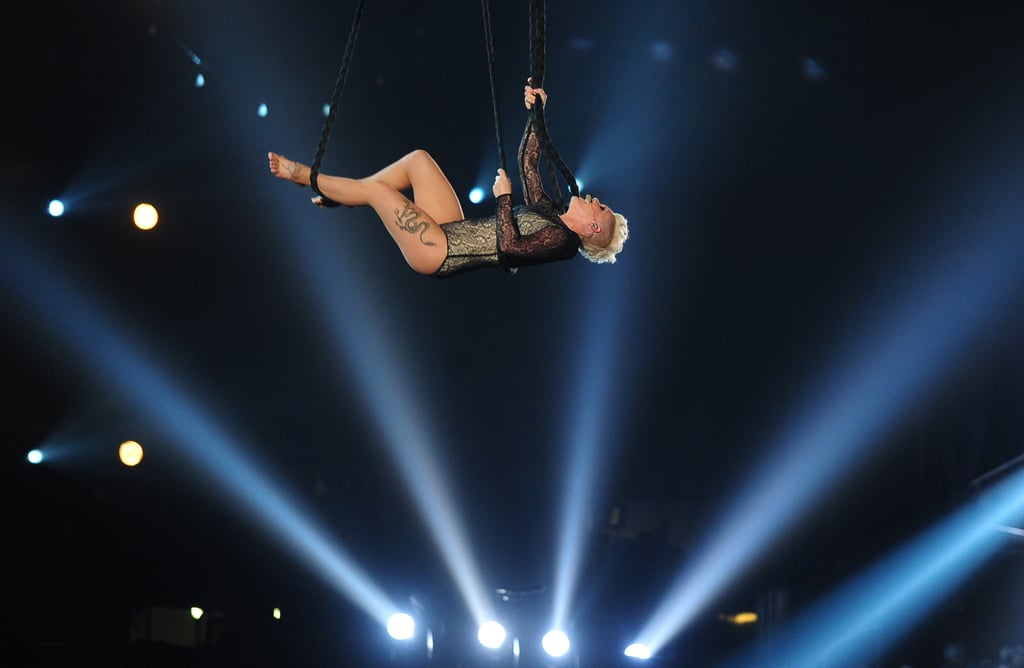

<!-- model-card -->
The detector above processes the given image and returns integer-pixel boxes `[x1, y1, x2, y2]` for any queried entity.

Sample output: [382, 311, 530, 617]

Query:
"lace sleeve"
[518, 118, 552, 207]
[496, 194, 579, 268]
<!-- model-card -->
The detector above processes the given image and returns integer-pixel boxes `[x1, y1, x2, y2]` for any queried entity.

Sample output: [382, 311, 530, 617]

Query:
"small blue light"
[469, 187, 484, 204]
[800, 57, 828, 82]
[649, 40, 674, 62]
[711, 48, 739, 73]
[27, 449, 44, 464]
[258, 103, 268, 118]
[195, 73, 205, 88]
[47, 199, 65, 217]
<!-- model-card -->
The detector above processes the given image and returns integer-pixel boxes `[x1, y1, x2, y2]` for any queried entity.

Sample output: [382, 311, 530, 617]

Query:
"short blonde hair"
[579, 211, 629, 264]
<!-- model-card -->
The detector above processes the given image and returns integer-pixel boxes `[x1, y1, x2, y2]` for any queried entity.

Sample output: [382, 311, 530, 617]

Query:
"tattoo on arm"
[394, 202, 436, 246]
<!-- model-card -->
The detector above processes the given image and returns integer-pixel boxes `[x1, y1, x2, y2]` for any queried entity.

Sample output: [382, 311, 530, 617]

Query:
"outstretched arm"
[519, 80, 552, 207]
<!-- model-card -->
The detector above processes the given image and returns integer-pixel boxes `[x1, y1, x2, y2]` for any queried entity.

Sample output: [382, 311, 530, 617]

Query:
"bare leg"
[268, 150, 464, 275]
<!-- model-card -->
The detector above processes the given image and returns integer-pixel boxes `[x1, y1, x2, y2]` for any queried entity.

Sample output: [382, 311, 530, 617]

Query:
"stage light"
[47, 199, 65, 217]
[478, 620, 507, 649]
[133, 203, 158, 231]
[272, 607, 282, 620]
[27, 449, 43, 464]
[541, 629, 570, 657]
[119, 440, 143, 467]
[190, 607, 204, 621]
[649, 40, 674, 62]
[710, 48, 739, 73]
[719, 611, 757, 626]
[258, 103, 268, 118]
[195, 73, 205, 88]
[799, 56, 828, 82]
[469, 187, 485, 204]
[387, 612, 415, 641]
[624, 643, 652, 659]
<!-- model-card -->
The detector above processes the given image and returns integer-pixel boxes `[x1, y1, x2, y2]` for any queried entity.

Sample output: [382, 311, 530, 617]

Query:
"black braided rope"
[482, 0, 508, 174]
[529, 0, 546, 90]
[528, 0, 580, 207]
[310, 0, 366, 207]
[481, 0, 579, 208]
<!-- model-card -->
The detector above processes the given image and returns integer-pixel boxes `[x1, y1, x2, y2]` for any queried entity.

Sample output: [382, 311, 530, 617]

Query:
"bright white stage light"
[541, 629, 570, 657]
[624, 643, 652, 659]
[469, 187, 484, 204]
[258, 103, 268, 118]
[27, 449, 44, 464]
[47, 199, 65, 217]
[478, 620, 506, 649]
[387, 612, 415, 640]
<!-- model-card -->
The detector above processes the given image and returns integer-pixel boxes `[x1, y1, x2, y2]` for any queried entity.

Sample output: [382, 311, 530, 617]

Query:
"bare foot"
[268, 152, 310, 186]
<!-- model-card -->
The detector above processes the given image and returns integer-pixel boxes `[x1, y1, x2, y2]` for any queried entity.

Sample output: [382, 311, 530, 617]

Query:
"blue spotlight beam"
[724, 467, 1024, 667]
[551, 276, 629, 632]
[269, 204, 496, 627]
[0, 225, 398, 625]
[634, 180, 1024, 653]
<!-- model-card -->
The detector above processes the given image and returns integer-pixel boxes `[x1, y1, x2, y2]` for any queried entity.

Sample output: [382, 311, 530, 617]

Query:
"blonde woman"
[268, 81, 628, 278]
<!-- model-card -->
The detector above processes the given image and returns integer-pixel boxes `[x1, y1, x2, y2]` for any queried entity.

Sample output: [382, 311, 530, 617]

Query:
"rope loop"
[310, 0, 366, 207]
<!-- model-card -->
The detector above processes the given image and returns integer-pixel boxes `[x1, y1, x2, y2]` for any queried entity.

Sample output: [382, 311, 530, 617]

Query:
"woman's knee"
[405, 148, 433, 164]
[402, 149, 440, 176]
[362, 179, 400, 202]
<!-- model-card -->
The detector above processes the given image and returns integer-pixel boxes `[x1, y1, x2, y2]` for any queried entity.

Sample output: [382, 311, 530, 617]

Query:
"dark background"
[5, 1, 1024, 665]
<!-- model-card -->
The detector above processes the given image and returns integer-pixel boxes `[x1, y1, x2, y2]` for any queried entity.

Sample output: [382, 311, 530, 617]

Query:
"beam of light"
[632, 176, 1024, 654]
[268, 205, 495, 627]
[0, 224, 399, 625]
[550, 275, 630, 633]
[723, 465, 1024, 667]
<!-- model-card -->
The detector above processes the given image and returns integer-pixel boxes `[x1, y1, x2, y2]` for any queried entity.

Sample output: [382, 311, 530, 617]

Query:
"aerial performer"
[267, 82, 628, 278]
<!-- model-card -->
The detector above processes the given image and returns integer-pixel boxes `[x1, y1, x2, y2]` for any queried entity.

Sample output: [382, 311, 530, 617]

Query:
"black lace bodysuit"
[433, 119, 580, 278]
